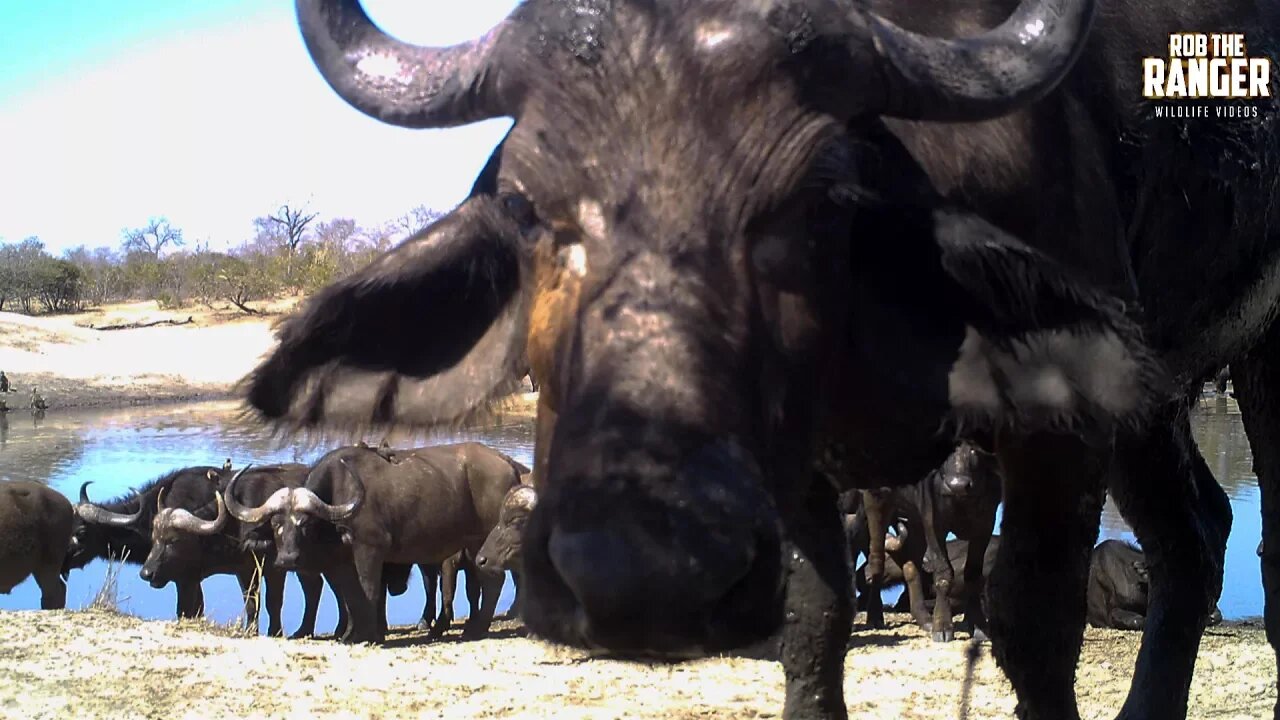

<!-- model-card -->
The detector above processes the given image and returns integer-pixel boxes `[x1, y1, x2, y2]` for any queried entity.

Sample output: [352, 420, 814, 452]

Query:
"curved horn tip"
[79, 482, 94, 504]
[868, 0, 1097, 121]
[294, 0, 521, 128]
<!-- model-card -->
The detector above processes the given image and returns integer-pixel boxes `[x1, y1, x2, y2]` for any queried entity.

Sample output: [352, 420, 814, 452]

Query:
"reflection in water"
[0, 395, 1265, 624]
[0, 400, 534, 632]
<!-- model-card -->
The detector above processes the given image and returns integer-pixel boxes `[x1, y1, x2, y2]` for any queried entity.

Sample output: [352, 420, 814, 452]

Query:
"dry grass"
[83, 553, 130, 615]
[0, 610, 1269, 720]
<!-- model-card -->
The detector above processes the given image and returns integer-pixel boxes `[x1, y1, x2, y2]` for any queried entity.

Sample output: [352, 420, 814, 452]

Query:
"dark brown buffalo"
[244, 1, 1280, 717]
[226, 442, 522, 643]
[476, 485, 537, 574]
[1087, 539, 1223, 631]
[69, 467, 227, 617]
[854, 441, 1002, 641]
[855, 537, 1002, 614]
[0, 481, 73, 608]
[139, 464, 326, 637]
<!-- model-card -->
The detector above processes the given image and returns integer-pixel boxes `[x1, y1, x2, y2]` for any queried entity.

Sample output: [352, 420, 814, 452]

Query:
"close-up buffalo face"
[244, 0, 1163, 659]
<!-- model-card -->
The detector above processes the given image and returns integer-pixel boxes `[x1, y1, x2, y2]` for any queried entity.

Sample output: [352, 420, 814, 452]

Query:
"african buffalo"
[226, 442, 521, 643]
[139, 463, 326, 638]
[856, 441, 1002, 641]
[1087, 539, 1224, 632]
[245, 1, 1279, 717]
[0, 481, 73, 608]
[476, 485, 537, 574]
[69, 467, 226, 617]
[855, 537, 1002, 615]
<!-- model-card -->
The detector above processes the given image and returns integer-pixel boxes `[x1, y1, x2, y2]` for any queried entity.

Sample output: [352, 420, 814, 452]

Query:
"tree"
[33, 258, 85, 313]
[122, 217, 184, 259]
[262, 203, 317, 255]
[0, 237, 49, 313]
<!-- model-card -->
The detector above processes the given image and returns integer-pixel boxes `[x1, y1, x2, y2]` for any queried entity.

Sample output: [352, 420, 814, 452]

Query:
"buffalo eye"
[500, 192, 538, 232]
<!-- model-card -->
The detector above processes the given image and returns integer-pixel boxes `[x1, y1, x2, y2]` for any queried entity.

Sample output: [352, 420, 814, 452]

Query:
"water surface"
[0, 393, 1263, 628]
[0, 400, 533, 633]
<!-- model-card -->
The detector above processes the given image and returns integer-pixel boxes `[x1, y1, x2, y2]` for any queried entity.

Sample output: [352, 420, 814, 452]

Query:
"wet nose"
[475, 553, 491, 568]
[547, 524, 759, 639]
[275, 552, 299, 569]
[138, 566, 153, 580]
[944, 474, 972, 494]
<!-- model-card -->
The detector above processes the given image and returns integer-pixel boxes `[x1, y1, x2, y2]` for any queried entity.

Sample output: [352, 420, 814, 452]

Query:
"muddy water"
[0, 400, 534, 634]
[0, 393, 1264, 629]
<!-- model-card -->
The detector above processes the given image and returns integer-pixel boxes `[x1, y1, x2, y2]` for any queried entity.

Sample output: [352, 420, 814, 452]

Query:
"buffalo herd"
[2, 0, 1278, 717]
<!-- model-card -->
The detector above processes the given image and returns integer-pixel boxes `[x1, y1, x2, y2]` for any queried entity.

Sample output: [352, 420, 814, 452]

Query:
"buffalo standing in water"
[246, 1, 1279, 718]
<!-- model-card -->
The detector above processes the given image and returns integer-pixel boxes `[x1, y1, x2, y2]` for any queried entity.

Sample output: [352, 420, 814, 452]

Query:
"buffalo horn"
[863, 0, 1096, 121]
[167, 492, 230, 536]
[295, 0, 522, 129]
[75, 482, 143, 527]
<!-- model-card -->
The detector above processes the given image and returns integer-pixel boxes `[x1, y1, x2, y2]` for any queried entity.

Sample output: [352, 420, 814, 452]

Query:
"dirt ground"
[0, 299, 542, 416]
[0, 300, 298, 409]
[0, 609, 1270, 720]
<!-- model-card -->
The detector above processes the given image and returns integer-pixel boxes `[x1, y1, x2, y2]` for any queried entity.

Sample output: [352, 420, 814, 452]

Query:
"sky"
[0, 1, 521, 255]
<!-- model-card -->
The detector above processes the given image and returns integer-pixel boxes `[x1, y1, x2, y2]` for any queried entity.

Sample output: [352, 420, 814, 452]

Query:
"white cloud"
[0, 2, 518, 254]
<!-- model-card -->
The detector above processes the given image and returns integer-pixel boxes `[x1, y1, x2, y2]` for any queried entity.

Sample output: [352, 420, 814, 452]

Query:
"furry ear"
[843, 205, 1165, 447]
[932, 209, 1166, 435]
[242, 195, 531, 434]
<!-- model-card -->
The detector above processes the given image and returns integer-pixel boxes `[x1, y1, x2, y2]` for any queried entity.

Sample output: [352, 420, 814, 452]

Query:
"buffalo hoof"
[416, 619, 433, 633]
[970, 627, 989, 642]
[461, 626, 490, 641]
[288, 630, 315, 640]
[864, 613, 886, 630]
[932, 629, 956, 643]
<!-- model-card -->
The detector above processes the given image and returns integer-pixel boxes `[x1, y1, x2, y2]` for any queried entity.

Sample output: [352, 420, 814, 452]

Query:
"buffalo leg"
[988, 431, 1104, 720]
[464, 563, 504, 639]
[417, 563, 440, 632]
[34, 566, 66, 610]
[263, 567, 286, 637]
[781, 478, 852, 720]
[1227, 346, 1280, 719]
[922, 496, 956, 642]
[957, 529, 994, 639]
[176, 581, 203, 619]
[899, 558, 933, 631]
[430, 554, 462, 639]
[858, 491, 888, 630]
[291, 572, 324, 639]
[1108, 405, 1231, 720]
[328, 556, 382, 644]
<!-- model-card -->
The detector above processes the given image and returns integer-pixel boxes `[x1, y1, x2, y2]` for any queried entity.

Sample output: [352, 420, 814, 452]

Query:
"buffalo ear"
[242, 195, 531, 434]
[932, 209, 1167, 436]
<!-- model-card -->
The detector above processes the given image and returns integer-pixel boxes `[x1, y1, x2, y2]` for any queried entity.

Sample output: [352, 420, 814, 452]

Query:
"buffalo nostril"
[476, 555, 489, 568]
[549, 528, 756, 618]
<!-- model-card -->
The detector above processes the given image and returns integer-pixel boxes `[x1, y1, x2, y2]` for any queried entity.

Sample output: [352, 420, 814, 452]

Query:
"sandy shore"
[0, 609, 1270, 720]
[0, 302, 284, 409]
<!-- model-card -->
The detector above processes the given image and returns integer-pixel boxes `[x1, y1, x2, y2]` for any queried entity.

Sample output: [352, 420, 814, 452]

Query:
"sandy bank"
[0, 609, 1270, 719]
[0, 302, 282, 410]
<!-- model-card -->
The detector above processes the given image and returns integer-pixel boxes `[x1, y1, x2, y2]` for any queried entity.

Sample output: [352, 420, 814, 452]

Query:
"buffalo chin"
[520, 534, 785, 660]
